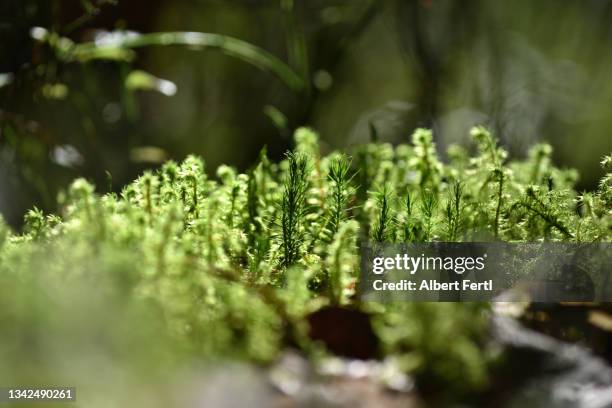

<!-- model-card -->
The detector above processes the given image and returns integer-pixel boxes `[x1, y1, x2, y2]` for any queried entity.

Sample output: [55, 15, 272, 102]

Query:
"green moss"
[0, 127, 609, 394]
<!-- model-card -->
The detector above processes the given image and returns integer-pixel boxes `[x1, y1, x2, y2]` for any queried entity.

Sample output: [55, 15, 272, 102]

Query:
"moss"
[0, 126, 609, 393]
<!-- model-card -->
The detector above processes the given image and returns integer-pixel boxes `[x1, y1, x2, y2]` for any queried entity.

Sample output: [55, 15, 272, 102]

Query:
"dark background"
[2, 0, 612, 227]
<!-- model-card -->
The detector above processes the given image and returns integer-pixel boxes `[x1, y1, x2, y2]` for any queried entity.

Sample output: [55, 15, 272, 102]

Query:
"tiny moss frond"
[445, 182, 464, 241]
[280, 151, 311, 268]
[493, 169, 505, 239]
[410, 128, 442, 191]
[325, 220, 359, 305]
[372, 184, 394, 242]
[529, 143, 553, 185]
[513, 185, 574, 239]
[401, 192, 422, 242]
[326, 154, 354, 239]
[420, 189, 439, 241]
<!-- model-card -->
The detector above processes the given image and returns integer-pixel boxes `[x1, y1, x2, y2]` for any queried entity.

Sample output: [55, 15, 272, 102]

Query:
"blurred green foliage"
[2, 0, 612, 228]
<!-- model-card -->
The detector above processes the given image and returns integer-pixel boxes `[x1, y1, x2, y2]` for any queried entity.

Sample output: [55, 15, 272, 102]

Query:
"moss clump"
[0, 127, 609, 398]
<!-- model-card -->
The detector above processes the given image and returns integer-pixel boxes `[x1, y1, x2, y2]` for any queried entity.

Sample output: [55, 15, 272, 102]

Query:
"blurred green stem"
[281, 0, 310, 92]
[72, 31, 306, 92]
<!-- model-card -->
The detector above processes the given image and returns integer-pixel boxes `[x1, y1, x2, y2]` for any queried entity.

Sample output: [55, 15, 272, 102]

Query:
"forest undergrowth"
[0, 127, 610, 400]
